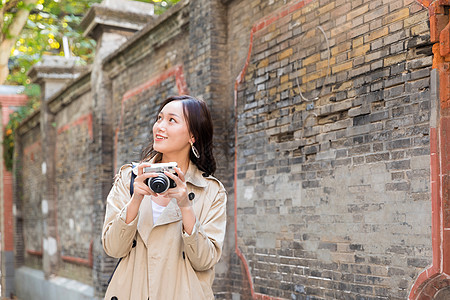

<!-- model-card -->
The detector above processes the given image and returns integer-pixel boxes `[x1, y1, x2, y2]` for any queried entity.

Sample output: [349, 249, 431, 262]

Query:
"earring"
[190, 141, 200, 159]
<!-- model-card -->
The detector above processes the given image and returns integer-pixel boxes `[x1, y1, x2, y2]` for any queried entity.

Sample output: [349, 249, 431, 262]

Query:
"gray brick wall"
[230, 0, 432, 298]
[15, 123, 44, 270]
[54, 86, 94, 284]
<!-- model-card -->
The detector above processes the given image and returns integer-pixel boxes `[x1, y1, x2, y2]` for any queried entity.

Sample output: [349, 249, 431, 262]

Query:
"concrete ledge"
[14, 267, 96, 300]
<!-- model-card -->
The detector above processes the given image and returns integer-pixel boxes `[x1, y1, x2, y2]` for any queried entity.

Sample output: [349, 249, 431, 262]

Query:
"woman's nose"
[155, 121, 166, 131]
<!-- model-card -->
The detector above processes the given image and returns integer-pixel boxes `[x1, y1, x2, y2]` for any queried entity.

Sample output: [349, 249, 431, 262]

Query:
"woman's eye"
[157, 115, 162, 121]
[169, 118, 176, 123]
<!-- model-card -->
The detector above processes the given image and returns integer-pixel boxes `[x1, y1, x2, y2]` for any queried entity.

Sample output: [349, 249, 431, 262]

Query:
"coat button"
[111, 297, 118, 300]
[132, 240, 137, 248]
[188, 192, 195, 200]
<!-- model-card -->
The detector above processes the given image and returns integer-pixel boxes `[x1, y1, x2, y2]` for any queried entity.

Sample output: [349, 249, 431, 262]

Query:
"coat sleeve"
[182, 183, 227, 272]
[102, 165, 139, 258]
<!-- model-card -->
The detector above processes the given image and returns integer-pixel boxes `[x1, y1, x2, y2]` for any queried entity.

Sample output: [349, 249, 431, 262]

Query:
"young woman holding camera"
[102, 95, 227, 299]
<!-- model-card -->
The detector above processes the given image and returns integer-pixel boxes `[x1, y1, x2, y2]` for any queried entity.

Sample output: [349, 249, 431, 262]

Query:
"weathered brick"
[347, 4, 369, 21]
[349, 44, 370, 58]
[404, 10, 429, 28]
[384, 85, 405, 99]
[318, 2, 335, 15]
[384, 30, 407, 46]
[383, 7, 410, 25]
[302, 52, 320, 66]
[331, 2, 351, 19]
[389, 20, 404, 33]
[332, 253, 356, 263]
[364, 6, 389, 23]
[368, 27, 390, 43]
[279, 48, 293, 60]
[407, 56, 433, 70]
[366, 153, 390, 163]
[386, 160, 411, 170]
[406, 77, 430, 92]
[350, 64, 370, 77]
[349, 23, 370, 39]
[352, 36, 364, 49]
[411, 21, 429, 36]
[384, 53, 407, 66]
[332, 61, 353, 74]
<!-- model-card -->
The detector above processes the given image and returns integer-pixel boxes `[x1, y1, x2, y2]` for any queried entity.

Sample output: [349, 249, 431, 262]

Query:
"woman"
[102, 95, 227, 300]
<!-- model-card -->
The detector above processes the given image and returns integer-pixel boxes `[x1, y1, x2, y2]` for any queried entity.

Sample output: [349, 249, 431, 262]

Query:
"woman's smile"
[154, 134, 168, 141]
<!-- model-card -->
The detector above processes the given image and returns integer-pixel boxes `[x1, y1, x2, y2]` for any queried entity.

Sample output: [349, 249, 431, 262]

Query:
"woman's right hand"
[125, 163, 158, 223]
[131, 163, 159, 202]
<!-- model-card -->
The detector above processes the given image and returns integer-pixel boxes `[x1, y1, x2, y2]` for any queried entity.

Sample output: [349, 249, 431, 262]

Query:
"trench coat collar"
[184, 159, 208, 188]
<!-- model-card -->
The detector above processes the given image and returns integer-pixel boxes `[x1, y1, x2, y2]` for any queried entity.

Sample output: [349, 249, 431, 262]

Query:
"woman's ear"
[190, 136, 196, 144]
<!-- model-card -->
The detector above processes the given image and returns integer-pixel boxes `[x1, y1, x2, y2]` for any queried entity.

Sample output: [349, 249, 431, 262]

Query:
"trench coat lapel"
[153, 199, 182, 226]
[137, 195, 154, 244]
[137, 197, 182, 246]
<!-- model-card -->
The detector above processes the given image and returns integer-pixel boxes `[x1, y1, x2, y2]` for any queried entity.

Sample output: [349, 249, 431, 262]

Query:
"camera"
[143, 162, 178, 193]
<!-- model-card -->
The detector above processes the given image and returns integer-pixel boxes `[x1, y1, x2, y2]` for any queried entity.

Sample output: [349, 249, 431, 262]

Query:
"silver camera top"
[143, 162, 177, 173]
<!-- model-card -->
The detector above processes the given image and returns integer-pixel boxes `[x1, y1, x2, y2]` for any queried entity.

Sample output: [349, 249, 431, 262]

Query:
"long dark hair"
[140, 95, 216, 175]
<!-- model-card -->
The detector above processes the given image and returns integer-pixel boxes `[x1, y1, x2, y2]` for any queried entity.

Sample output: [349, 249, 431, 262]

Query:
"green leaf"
[5, 0, 181, 87]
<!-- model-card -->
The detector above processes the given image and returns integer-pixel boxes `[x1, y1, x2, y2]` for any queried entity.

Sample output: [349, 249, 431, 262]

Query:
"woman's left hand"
[161, 167, 192, 208]
[161, 167, 196, 234]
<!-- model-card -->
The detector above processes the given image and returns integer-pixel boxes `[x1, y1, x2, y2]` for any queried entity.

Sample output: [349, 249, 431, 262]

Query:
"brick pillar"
[188, 0, 234, 296]
[409, 0, 450, 298]
[80, 1, 154, 296]
[28, 56, 85, 279]
[0, 90, 28, 298]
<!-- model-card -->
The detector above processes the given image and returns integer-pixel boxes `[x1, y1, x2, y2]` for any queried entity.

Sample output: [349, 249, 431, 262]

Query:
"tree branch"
[0, 10, 4, 42]
[4, 0, 21, 13]
[7, 0, 38, 38]
[0, 0, 38, 84]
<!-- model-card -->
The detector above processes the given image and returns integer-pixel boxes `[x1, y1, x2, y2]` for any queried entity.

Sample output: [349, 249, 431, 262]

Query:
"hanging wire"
[295, 25, 331, 103]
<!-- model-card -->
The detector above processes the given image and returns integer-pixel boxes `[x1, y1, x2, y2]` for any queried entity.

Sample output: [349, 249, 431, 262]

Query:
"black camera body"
[144, 162, 178, 194]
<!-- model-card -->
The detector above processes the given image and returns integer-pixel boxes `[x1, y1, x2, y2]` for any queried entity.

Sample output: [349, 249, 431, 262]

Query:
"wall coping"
[81, 4, 155, 40]
[102, 0, 190, 73]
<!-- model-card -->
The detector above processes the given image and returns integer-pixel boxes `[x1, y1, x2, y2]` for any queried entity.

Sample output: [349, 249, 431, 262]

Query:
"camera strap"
[130, 165, 137, 197]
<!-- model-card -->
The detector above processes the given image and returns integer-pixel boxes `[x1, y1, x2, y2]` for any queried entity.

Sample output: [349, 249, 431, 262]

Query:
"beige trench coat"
[102, 159, 227, 300]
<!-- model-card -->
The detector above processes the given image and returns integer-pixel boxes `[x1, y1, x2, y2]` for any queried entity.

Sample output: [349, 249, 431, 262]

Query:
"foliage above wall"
[7, 0, 181, 85]
[7, 0, 102, 85]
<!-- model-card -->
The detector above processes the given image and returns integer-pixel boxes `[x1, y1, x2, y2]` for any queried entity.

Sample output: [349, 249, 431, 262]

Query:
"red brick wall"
[409, 1, 450, 298]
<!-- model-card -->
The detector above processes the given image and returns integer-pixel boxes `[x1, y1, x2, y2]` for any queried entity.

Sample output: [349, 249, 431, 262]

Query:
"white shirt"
[151, 200, 166, 224]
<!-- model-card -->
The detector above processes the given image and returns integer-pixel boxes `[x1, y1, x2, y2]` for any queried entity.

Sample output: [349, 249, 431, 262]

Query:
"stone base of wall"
[1, 251, 15, 298]
[14, 267, 96, 300]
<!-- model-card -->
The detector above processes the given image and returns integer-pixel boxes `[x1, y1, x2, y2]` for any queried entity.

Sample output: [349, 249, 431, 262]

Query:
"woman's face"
[153, 100, 192, 157]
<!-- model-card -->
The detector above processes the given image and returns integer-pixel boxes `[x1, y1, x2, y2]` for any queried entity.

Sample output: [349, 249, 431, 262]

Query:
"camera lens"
[149, 174, 169, 193]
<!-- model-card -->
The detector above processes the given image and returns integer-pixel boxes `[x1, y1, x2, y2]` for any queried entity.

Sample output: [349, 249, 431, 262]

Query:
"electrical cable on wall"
[294, 25, 330, 133]
[295, 25, 331, 110]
